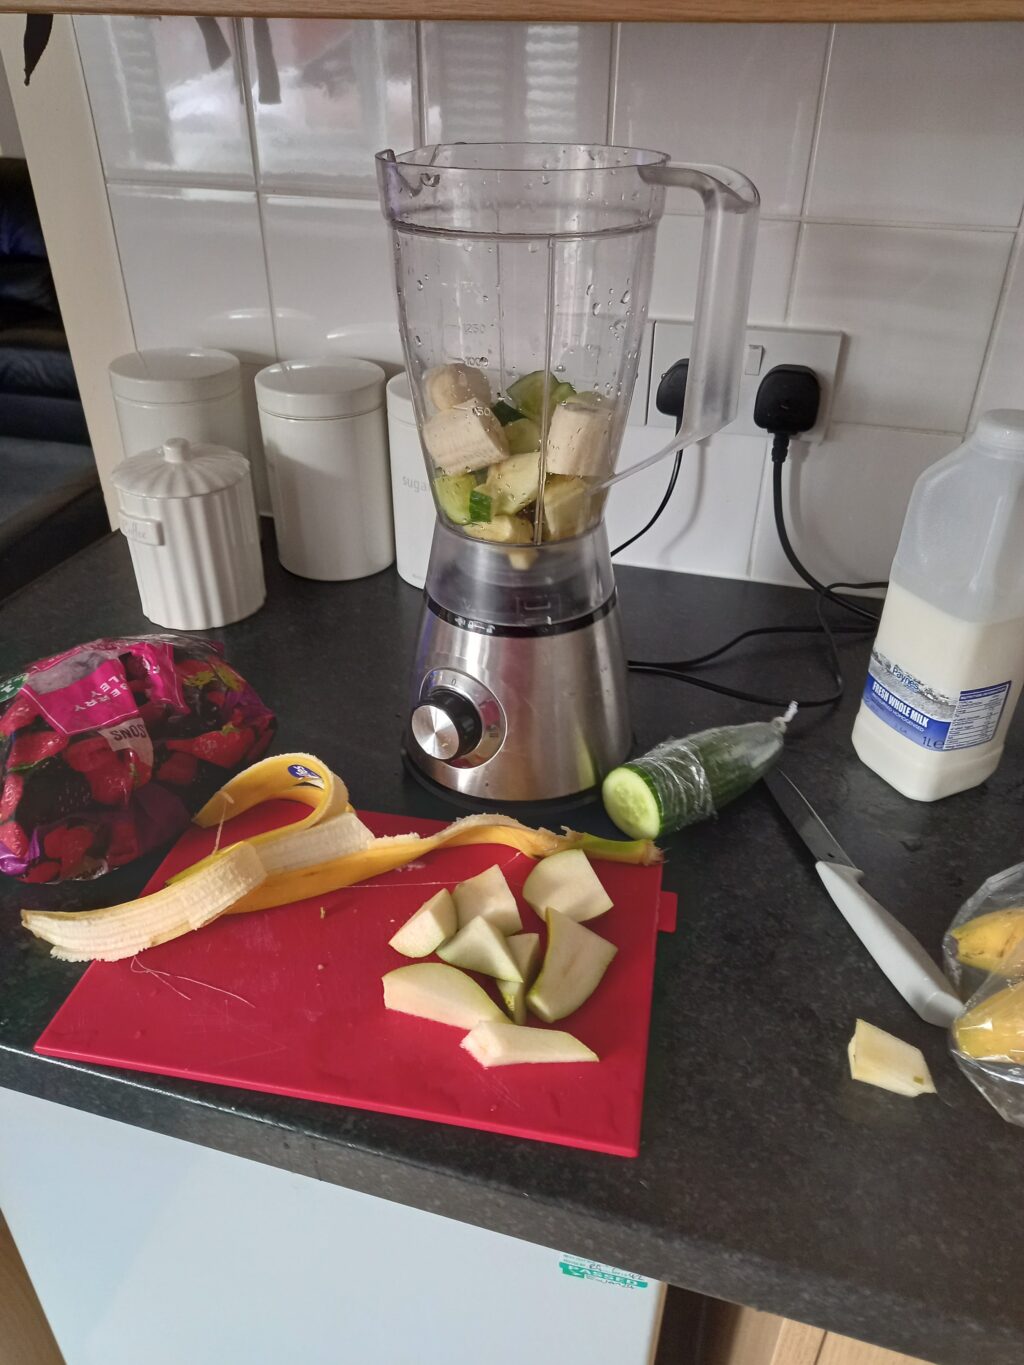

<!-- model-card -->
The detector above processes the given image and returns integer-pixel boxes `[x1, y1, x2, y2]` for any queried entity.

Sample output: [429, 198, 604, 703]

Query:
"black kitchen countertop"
[1, 530, 1021, 1365]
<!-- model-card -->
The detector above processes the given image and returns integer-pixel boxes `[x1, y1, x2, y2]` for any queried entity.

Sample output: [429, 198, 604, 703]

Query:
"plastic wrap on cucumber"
[602, 704, 797, 839]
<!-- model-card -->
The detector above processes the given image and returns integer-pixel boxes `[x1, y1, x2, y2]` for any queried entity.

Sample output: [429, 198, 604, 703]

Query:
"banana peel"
[949, 906, 1024, 975]
[20, 759, 661, 961]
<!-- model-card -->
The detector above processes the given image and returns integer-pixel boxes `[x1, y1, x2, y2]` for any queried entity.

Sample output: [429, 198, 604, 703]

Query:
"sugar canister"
[255, 358, 393, 581]
[112, 437, 265, 630]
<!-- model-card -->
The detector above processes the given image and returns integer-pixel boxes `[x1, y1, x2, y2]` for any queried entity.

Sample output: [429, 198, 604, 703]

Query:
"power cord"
[612, 359, 687, 558]
[627, 363, 887, 710]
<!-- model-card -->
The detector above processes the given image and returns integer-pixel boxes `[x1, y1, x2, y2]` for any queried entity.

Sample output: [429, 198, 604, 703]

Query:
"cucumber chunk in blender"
[433, 473, 476, 524]
[506, 371, 575, 423]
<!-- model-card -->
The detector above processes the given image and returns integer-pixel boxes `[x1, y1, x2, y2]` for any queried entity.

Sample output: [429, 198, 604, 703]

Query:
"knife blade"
[764, 769, 962, 1029]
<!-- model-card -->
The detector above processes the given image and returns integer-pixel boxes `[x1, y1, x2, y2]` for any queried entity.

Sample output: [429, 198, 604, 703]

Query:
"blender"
[376, 143, 758, 802]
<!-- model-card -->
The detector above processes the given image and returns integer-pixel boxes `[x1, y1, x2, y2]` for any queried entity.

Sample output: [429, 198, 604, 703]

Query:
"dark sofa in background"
[0, 156, 107, 601]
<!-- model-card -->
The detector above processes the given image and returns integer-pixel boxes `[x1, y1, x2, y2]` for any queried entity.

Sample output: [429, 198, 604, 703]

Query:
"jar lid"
[975, 409, 1024, 454]
[255, 357, 386, 420]
[109, 348, 241, 404]
[112, 438, 251, 499]
[386, 371, 415, 421]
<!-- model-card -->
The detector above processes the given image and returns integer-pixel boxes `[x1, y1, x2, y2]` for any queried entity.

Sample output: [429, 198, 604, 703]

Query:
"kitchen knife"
[764, 769, 962, 1028]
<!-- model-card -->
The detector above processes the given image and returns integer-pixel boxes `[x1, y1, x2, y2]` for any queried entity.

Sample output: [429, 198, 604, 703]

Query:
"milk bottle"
[852, 411, 1024, 801]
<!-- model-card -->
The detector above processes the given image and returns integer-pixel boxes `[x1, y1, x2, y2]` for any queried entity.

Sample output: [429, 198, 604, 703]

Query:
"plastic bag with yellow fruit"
[944, 863, 1024, 1126]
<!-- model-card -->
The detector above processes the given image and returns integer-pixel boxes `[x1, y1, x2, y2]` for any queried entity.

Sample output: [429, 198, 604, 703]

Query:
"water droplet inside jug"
[421, 172, 440, 188]
[416, 279, 424, 290]
[527, 242, 538, 254]
[554, 364, 566, 373]
[591, 301, 602, 316]
[462, 242, 473, 253]
[585, 283, 593, 296]
[482, 294, 489, 303]
[414, 334, 422, 345]
[540, 175, 551, 186]
[621, 289, 631, 304]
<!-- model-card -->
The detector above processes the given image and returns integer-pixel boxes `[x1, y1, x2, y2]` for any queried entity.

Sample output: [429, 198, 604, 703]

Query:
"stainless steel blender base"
[406, 595, 631, 802]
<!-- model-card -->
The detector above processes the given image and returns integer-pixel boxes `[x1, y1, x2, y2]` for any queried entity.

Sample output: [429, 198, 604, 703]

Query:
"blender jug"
[377, 143, 758, 802]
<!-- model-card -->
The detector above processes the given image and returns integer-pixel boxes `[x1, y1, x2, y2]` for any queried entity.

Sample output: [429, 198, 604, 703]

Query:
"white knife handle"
[815, 862, 962, 1029]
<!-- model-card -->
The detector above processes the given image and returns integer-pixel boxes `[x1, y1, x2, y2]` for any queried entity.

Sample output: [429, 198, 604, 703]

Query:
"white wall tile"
[608, 425, 766, 578]
[808, 24, 1024, 229]
[651, 217, 798, 325]
[422, 23, 611, 144]
[244, 20, 415, 195]
[749, 423, 960, 589]
[262, 195, 403, 371]
[107, 185, 274, 509]
[789, 223, 1012, 431]
[974, 240, 1024, 416]
[613, 24, 828, 218]
[75, 16, 252, 184]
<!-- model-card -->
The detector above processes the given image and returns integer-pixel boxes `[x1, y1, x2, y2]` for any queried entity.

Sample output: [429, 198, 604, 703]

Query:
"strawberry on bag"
[0, 635, 275, 884]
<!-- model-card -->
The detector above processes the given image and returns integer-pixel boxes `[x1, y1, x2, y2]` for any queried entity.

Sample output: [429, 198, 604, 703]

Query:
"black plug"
[753, 364, 821, 463]
[655, 358, 689, 434]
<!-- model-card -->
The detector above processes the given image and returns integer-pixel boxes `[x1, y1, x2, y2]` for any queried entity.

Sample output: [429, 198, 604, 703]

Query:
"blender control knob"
[411, 688, 483, 762]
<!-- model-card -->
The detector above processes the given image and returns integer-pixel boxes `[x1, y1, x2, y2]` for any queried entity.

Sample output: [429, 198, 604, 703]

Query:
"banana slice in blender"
[423, 401, 510, 474]
[544, 393, 613, 478]
[425, 363, 492, 411]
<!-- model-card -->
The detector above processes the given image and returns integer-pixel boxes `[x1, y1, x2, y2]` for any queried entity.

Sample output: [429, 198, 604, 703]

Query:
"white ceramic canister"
[109, 348, 248, 465]
[112, 437, 265, 630]
[386, 372, 437, 589]
[255, 358, 394, 581]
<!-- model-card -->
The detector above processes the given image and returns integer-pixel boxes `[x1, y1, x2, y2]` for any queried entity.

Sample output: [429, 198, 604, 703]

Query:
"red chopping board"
[36, 801, 674, 1156]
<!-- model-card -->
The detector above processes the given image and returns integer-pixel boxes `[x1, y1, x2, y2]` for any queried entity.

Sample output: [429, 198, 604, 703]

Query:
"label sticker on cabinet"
[863, 649, 1010, 751]
[557, 1254, 649, 1289]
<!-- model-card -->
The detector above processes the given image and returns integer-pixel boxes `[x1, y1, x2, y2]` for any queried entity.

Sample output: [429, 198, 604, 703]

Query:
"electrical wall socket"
[645, 322, 843, 444]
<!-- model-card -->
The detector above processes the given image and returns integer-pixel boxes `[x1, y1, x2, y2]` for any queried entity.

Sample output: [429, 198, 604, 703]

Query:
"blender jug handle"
[601, 163, 759, 491]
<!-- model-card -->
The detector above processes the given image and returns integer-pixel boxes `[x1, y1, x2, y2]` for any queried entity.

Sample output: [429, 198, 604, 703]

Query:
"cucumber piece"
[434, 472, 476, 525]
[506, 372, 576, 423]
[602, 714, 792, 838]
[492, 400, 524, 426]
[505, 418, 541, 456]
[468, 488, 493, 523]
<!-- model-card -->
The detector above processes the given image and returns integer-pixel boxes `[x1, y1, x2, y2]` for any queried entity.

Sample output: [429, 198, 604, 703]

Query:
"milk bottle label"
[863, 649, 1009, 751]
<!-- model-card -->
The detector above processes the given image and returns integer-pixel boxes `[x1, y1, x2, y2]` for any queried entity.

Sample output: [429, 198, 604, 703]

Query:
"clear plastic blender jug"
[377, 144, 758, 801]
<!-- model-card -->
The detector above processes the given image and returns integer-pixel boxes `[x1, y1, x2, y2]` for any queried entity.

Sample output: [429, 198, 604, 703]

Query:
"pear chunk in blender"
[462, 1019, 598, 1068]
[423, 401, 509, 474]
[383, 963, 504, 1029]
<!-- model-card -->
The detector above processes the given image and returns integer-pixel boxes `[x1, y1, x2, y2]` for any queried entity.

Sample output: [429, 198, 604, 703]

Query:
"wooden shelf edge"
[1, 0, 1022, 19]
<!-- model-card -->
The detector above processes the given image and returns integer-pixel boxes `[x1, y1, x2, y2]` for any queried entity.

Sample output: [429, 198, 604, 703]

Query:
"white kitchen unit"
[0, 1087, 665, 1365]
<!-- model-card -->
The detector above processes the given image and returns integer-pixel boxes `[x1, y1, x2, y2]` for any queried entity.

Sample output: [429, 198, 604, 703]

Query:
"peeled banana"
[953, 981, 1024, 1062]
[544, 393, 612, 477]
[425, 363, 492, 411]
[950, 907, 1024, 974]
[22, 842, 266, 962]
[423, 401, 510, 474]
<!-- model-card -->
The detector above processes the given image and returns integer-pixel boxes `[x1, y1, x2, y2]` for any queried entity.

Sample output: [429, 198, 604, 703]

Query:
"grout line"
[235, 18, 281, 362]
[415, 21, 429, 146]
[605, 23, 621, 145]
[798, 23, 835, 221]
[965, 230, 1021, 430]
[69, 16, 137, 352]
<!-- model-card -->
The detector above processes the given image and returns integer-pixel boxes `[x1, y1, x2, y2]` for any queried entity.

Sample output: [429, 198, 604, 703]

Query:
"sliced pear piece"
[452, 864, 522, 935]
[463, 513, 533, 545]
[438, 916, 523, 982]
[527, 909, 617, 1023]
[462, 1019, 598, 1068]
[388, 889, 457, 958]
[542, 476, 591, 540]
[498, 931, 541, 1024]
[847, 1019, 936, 1097]
[383, 963, 503, 1030]
[522, 848, 612, 924]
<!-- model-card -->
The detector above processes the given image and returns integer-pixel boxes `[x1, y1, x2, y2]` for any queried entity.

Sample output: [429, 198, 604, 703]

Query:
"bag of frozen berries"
[0, 636, 275, 883]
